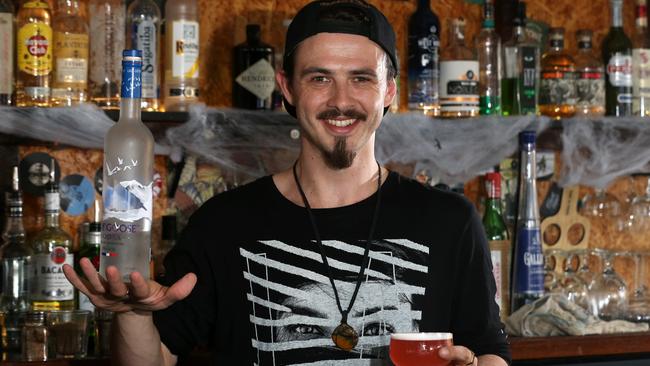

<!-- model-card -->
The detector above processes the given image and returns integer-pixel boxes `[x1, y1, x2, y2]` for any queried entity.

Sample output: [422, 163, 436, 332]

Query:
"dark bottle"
[407, 0, 440, 115]
[233, 24, 275, 110]
[603, 0, 633, 116]
[511, 131, 544, 313]
[0, 0, 14, 105]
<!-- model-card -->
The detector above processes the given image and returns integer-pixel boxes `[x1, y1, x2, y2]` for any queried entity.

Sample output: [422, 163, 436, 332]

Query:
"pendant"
[331, 322, 359, 351]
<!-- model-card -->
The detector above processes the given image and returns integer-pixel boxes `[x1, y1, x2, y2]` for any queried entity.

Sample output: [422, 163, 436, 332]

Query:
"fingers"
[163, 273, 197, 305]
[62, 264, 93, 297]
[79, 258, 107, 294]
[439, 346, 476, 366]
[129, 270, 151, 300]
[105, 265, 129, 298]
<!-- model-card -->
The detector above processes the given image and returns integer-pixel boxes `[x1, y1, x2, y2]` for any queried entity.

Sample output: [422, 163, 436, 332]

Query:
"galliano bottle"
[0, 0, 14, 105]
[603, 0, 633, 116]
[511, 131, 544, 313]
[163, 0, 200, 111]
[407, 0, 440, 115]
[126, 0, 161, 111]
[100, 50, 154, 281]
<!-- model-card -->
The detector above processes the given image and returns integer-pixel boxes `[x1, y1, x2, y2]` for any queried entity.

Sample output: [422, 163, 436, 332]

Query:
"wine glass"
[624, 252, 650, 323]
[575, 249, 598, 288]
[557, 250, 589, 309]
[587, 249, 628, 320]
[580, 189, 622, 218]
[627, 178, 650, 232]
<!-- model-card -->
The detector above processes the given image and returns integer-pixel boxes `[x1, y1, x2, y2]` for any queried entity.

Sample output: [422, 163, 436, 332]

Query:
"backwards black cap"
[282, 0, 397, 118]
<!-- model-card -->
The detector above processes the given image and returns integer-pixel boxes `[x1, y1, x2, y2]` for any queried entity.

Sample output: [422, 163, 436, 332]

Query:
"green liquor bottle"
[603, 0, 633, 116]
[483, 172, 509, 241]
[476, 0, 502, 115]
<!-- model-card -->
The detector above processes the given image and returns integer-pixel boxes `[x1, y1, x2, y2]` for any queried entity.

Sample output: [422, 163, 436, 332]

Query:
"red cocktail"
[389, 332, 453, 366]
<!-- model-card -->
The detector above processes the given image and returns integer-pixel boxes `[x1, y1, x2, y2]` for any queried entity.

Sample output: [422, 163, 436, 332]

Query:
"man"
[64, 1, 511, 365]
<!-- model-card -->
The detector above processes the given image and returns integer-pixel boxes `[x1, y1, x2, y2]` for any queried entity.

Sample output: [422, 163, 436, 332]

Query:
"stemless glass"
[624, 252, 650, 322]
[390, 332, 453, 366]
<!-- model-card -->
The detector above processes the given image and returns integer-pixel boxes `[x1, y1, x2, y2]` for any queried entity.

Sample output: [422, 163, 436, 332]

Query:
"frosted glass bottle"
[100, 49, 154, 281]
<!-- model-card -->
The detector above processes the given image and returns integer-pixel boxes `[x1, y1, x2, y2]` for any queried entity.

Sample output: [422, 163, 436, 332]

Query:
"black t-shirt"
[153, 172, 511, 365]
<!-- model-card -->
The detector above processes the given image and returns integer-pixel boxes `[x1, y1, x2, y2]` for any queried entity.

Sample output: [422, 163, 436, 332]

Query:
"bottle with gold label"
[30, 159, 74, 311]
[51, 0, 89, 106]
[15, 0, 53, 107]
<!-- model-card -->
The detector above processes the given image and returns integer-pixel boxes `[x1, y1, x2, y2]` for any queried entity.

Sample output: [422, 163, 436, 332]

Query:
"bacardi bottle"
[407, 0, 440, 116]
[539, 28, 576, 119]
[575, 30, 605, 116]
[126, 0, 161, 111]
[439, 18, 479, 118]
[88, 0, 125, 109]
[163, 0, 199, 111]
[232, 24, 275, 110]
[603, 0, 633, 116]
[51, 0, 89, 106]
[100, 50, 154, 281]
[15, 0, 53, 107]
[30, 159, 74, 311]
[0, 0, 14, 106]
[633, 0, 650, 116]
[476, 0, 501, 115]
[511, 131, 544, 313]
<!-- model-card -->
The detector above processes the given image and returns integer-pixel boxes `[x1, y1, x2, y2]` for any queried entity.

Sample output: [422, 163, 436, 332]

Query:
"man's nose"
[327, 81, 354, 111]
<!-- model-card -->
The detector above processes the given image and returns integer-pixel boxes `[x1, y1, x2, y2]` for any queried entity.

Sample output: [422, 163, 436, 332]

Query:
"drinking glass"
[47, 310, 90, 359]
[557, 250, 589, 309]
[587, 249, 628, 320]
[580, 189, 622, 218]
[543, 249, 560, 293]
[624, 252, 650, 322]
[390, 332, 453, 366]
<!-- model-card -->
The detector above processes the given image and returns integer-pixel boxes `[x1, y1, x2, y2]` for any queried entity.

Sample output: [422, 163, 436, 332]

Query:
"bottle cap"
[519, 130, 536, 145]
[246, 24, 261, 42]
[485, 172, 502, 198]
[123, 49, 143, 59]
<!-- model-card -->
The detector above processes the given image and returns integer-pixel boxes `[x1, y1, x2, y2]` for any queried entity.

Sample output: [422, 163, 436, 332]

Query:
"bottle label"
[439, 60, 479, 112]
[31, 248, 74, 301]
[633, 48, 650, 113]
[44, 192, 60, 213]
[577, 70, 605, 106]
[539, 70, 576, 105]
[0, 13, 13, 95]
[607, 53, 633, 87]
[17, 22, 53, 76]
[513, 227, 544, 294]
[407, 28, 440, 108]
[168, 86, 199, 97]
[134, 20, 158, 99]
[54, 32, 89, 84]
[171, 20, 199, 79]
[235, 58, 275, 100]
[88, 2, 125, 91]
[519, 46, 538, 113]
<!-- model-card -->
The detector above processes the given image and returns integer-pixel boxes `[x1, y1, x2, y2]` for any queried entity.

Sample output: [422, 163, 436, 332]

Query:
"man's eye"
[312, 76, 329, 83]
[353, 77, 370, 83]
[289, 324, 324, 335]
[362, 323, 394, 336]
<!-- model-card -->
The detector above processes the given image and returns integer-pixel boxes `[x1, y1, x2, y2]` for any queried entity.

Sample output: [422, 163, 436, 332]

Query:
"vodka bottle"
[163, 0, 200, 111]
[88, 0, 126, 110]
[126, 0, 161, 111]
[511, 131, 544, 313]
[632, 0, 650, 116]
[407, 0, 440, 116]
[101, 50, 154, 281]
[31, 159, 74, 311]
[603, 0, 633, 116]
[0, 167, 33, 356]
[51, 0, 89, 106]
[232, 24, 275, 110]
[15, 0, 53, 107]
[0, 0, 14, 106]
[476, 0, 501, 115]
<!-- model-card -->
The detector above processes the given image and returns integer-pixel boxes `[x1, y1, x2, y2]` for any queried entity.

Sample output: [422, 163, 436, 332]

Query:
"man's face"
[277, 33, 396, 169]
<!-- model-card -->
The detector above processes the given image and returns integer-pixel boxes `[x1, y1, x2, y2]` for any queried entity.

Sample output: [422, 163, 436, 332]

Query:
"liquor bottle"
[232, 24, 275, 110]
[501, 1, 539, 116]
[407, 0, 440, 116]
[163, 0, 199, 112]
[539, 28, 576, 119]
[51, 0, 89, 106]
[88, 0, 126, 110]
[476, 0, 501, 115]
[439, 18, 479, 118]
[15, 0, 53, 107]
[76, 200, 101, 312]
[126, 0, 161, 111]
[482, 172, 511, 319]
[153, 214, 176, 281]
[30, 159, 74, 311]
[575, 30, 606, 116]
[0, 167, 33, 356]
[100, 50, 154, 281]
[511, 131, 544, 313]
[0, 0, 14, 106]
[633, 0, 650, 116]
[603, 0, 633, 117]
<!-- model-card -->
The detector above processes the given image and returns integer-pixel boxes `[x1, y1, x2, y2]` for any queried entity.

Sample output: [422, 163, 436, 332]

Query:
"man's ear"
[383, 76, 397, 109]
[276, 70, 294, 106]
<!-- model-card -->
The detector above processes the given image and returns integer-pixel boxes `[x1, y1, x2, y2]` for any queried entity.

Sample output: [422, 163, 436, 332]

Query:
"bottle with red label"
[15, 0, 52, 107]
[30, 159, 74, 311]
[575, 29, 605, 116]
[603, 0, 633, 116]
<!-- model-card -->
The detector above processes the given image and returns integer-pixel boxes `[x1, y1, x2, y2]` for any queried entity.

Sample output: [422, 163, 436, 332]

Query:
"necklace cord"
[292, 161, 382, 324]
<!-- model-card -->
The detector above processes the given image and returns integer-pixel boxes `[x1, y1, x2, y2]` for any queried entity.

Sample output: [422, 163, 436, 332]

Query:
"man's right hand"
[62, 258, 197, 313]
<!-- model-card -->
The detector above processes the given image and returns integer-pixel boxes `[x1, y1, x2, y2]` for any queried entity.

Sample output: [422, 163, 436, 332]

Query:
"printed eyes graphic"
[287, 324, 325, 337]
[362, 322, 395, 336]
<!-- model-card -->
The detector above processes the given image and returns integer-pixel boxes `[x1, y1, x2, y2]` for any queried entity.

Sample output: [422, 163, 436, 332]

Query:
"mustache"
[316, 108, 367, 121]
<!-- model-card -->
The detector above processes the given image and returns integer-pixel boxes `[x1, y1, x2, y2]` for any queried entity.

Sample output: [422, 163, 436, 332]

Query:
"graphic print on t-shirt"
[240, 238, 429, 365]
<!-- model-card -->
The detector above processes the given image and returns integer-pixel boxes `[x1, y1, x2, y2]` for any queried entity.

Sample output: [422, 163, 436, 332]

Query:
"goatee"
[322, 137, 355, 170]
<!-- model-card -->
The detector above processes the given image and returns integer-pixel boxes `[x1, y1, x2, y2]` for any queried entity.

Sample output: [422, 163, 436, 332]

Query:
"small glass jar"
[22, 311, 48, 361]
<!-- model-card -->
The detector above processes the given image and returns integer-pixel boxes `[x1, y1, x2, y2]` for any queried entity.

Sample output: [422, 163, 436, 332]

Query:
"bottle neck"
[612, 2, 624, 28]
[120, 59, 143, 122]
[578, 39, 593, 51]
[518, 144, 539, 223]
[549, 39, 565, 52]
[119, 97, 142, 122]
[2, 215, 26, 241]
[636, 4, 648, 29]
[417, 0, 430, 10]
[482, 2, 495, 29]
[485, 197, 503, 212]
[45, 211, 60, 228]
[44, 191, 61, 228]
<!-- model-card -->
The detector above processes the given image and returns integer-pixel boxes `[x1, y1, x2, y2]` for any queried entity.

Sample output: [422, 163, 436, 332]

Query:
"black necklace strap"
[292, 160, 383, 323]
